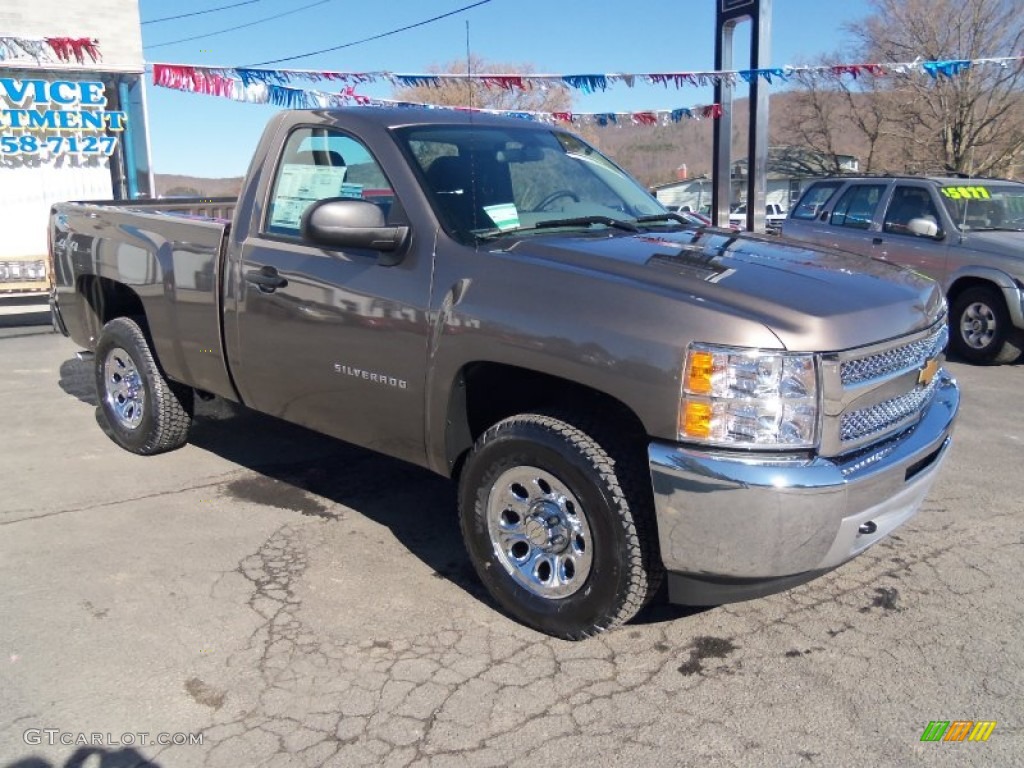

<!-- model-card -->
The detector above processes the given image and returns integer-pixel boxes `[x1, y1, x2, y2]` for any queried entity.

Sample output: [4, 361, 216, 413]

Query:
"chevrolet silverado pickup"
[49, 108, 959, 639]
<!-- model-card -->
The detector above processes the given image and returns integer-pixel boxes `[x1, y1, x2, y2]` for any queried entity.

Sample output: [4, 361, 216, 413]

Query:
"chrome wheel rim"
[486, 466, 593, 599]
[961, 301, 997, 350]
[103, 347, 145, 430]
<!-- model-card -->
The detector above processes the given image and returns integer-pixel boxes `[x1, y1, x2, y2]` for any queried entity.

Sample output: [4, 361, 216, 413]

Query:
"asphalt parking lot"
[1, 321, 1022, 768]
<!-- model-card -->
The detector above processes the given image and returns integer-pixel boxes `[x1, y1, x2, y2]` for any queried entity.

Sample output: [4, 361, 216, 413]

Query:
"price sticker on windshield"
[940, 185, 991, 200]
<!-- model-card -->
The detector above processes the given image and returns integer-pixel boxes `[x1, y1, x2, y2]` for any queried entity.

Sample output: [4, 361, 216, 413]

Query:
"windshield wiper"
[534, 216, 639, 232]
[473, 225, 540, 241]
[636, 213, 692, 225]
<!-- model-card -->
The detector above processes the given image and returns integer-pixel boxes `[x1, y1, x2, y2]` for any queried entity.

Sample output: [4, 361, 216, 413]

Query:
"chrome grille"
[820, 317, 948, 456]
[841, 324, 948, 386]
[840, 376, 938, 443]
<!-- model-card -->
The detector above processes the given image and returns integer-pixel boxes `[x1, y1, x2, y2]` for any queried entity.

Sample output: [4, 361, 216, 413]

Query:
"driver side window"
[883, 186, 941, 236]
[265, 127, 395, 238]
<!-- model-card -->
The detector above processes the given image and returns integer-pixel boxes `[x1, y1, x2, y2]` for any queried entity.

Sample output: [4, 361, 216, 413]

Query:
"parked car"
[729, 202, 787, 231]
[781, 175, 1024, 363]
[50, 109, 958, 639]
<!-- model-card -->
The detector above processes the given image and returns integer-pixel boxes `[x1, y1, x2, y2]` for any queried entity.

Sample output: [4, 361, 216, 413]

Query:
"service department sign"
[0, 77, 127, 156]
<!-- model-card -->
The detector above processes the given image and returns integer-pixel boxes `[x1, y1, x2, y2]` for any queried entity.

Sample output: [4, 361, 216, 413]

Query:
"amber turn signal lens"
[681, 401, 712, 439]
[686, 351, 714, 395]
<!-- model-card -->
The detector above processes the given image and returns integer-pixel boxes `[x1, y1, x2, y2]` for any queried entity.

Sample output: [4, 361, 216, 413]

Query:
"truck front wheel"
[950, 286, 1022, 364]
[94, 317, 193, 454]
[458, 414, 661, 639]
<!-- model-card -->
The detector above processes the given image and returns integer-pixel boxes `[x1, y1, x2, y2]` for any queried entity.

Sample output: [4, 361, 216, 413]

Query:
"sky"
[139, 0, 873, 178]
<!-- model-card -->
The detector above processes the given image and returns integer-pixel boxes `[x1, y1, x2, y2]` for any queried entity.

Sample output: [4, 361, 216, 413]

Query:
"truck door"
[227, 126, 430, 466]
[873, 183, 949, 282]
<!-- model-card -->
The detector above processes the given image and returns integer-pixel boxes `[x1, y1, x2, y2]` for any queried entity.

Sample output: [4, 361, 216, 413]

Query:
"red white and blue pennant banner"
[0, 37, 102, 65]
[152, 55, 1024, 95]
[151, 65, 722, 126]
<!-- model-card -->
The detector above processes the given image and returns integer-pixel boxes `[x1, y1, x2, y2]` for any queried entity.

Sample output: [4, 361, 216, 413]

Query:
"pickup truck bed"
[52, 198, 237, 399]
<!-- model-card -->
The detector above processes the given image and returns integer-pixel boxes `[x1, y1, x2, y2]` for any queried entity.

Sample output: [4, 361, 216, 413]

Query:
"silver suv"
[782, 176, 1024, 363]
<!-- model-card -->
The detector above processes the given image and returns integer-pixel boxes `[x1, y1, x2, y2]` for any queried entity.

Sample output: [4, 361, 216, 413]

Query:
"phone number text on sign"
[1, 135, 117, 155]
[0, 77, 126, 157]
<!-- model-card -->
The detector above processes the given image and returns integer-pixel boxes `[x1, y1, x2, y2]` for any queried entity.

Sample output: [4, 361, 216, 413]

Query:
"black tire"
[458, 413, 662, 640]
[94, 317, 193, 454]
[950, 286, 1022, 364]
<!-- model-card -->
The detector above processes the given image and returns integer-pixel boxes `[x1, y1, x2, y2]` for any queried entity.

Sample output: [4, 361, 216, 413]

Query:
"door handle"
[245, 266, 288, 293]
[872, 237, 884, 245]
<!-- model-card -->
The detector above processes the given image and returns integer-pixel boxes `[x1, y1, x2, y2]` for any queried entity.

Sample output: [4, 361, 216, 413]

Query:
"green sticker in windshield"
[483, 203, 521, 231]
[940, 185, 991, 200]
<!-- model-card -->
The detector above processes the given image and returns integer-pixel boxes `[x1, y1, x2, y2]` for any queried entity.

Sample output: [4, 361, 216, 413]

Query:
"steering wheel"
[534, 189, 580, 211]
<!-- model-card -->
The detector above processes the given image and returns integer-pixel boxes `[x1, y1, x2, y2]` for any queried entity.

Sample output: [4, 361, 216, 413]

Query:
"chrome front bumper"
[649, 371, 959, 605]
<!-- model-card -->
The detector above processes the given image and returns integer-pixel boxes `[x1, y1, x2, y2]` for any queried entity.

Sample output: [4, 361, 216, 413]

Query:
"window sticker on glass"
[483, 203, 521, 230]
[270, 164, 349, 228]
[940, 185, 991, 200]
[340, 182, 364, 199]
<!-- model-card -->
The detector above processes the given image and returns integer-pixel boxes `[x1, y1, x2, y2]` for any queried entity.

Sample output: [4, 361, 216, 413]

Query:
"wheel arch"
[947, 269, 1024, 329]
[442, 361, 650, 481]
[77, 274, 149, 342]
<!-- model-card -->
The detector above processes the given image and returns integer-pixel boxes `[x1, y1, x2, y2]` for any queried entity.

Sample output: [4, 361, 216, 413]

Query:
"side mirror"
[300, 198, 410, 265]
[907, 217, 944, 239]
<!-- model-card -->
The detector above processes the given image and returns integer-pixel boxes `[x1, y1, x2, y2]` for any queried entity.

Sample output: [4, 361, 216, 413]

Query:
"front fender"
[946, 266, 1024, 328]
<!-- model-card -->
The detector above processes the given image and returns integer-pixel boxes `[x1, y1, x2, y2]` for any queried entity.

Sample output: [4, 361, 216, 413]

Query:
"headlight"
[679, 344, 819, 448]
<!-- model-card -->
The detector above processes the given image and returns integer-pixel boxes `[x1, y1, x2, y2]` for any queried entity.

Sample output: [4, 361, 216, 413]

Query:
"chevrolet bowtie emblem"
[918, 357, 939, 387]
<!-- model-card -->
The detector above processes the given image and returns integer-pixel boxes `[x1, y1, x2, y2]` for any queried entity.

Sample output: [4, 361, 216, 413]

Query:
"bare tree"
[777, 67, 856, 175]
[777, 57, 917, 175]
[851, 0, 1024, 176]
[390, 55, 572, 114]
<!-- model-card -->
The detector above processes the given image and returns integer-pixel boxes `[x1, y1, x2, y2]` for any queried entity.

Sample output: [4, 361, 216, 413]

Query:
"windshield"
[937, 182, 1024, 232]
[395, 123, 666, 244]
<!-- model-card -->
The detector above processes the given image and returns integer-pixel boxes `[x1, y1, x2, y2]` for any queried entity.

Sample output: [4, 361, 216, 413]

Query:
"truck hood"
[504, 228, 945, 352]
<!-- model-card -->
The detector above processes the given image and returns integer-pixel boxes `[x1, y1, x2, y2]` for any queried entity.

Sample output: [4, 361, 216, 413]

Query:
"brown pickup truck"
[49, 108, 959, 639]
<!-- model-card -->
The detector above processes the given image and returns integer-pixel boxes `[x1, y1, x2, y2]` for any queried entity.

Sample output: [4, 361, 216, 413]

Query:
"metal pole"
[713, 0, 772, 233]
[746, 0, 772, 233]
[117, 79, 139, 199]
[711, 20, 736, 229]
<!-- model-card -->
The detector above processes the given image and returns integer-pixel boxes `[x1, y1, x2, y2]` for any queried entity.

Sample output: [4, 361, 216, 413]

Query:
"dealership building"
[0, 0, 151, 300]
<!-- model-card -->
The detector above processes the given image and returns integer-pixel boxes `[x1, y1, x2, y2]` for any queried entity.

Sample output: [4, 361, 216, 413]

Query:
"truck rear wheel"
[458, 413, 661, 640]
[94, 317, 193, 455]
[950, 286, 1022, 364]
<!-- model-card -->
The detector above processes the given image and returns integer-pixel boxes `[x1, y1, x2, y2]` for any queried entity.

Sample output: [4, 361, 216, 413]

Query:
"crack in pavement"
[0, 473, 249, 527]
[144, 470, 1024, 768]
